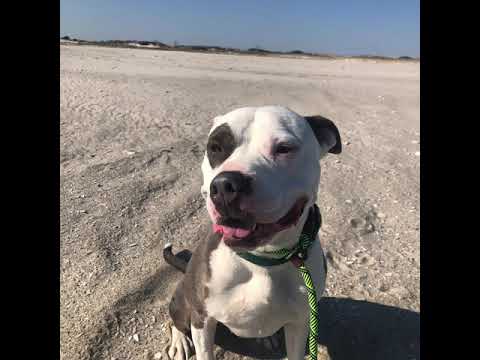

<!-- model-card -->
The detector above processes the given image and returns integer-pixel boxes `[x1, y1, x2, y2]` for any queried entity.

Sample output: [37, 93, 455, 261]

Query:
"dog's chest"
[205, 243, 310, 338]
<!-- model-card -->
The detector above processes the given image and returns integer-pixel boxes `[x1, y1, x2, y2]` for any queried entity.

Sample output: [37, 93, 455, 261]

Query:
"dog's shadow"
[214, 297, 420, 360]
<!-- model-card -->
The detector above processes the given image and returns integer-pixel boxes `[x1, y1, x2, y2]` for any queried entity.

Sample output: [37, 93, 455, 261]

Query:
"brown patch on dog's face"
[206, 123, 237, 168]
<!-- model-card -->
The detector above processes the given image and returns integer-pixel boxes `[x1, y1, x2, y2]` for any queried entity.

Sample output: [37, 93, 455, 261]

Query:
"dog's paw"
[165, 324, 193, 360]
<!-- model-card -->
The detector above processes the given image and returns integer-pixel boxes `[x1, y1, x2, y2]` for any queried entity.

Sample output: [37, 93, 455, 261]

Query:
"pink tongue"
[213, 224, 252, 238]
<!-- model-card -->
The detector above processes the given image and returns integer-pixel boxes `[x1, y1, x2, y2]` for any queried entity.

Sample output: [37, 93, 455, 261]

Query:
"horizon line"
[60, 35, 419, 60]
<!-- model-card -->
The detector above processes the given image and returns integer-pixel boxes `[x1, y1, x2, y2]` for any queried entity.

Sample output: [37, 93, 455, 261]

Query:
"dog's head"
[201, 106, 341, 251]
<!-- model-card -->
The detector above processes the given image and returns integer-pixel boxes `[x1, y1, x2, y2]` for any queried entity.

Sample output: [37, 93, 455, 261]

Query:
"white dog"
[164, 106, 341, 360]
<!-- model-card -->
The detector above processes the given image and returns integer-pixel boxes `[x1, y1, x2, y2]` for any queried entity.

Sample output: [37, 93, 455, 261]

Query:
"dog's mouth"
[212, 197, 308, 249]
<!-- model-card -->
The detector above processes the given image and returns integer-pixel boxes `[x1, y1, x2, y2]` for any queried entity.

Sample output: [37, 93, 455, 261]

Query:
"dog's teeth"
[252, 224, 257, 231]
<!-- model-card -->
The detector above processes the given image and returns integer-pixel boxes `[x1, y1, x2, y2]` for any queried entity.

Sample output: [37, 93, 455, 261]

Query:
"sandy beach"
[60, 45, 420, 360]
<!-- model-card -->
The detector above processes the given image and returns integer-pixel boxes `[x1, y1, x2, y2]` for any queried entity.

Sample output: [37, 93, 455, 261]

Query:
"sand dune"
[60, 45, 419, 360]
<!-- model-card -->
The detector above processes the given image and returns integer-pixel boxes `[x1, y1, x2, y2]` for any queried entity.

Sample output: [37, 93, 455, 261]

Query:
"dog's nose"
[210, 171, 252, 213]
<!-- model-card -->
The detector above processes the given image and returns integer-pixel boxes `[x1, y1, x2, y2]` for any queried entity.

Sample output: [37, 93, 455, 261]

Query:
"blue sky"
[60, 0, 419, 57]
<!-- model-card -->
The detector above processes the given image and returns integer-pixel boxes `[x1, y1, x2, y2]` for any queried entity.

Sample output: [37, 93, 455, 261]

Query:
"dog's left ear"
[304, 115, 342, 154]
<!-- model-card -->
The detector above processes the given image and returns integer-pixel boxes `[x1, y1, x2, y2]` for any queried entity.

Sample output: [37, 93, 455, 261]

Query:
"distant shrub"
[247, 48, 271, 53]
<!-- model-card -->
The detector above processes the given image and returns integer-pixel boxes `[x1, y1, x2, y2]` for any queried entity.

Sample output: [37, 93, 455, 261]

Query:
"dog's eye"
[275, 143, 296, 154]
[209, 143, 223, 153]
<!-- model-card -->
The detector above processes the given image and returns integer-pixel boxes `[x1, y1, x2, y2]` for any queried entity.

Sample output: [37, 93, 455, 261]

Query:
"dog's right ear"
[304, 115, 342, 154]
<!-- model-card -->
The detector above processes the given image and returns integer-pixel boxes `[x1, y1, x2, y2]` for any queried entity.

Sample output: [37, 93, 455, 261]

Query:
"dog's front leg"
[191, 317, 217, 360]
[284, 320, 310, 360]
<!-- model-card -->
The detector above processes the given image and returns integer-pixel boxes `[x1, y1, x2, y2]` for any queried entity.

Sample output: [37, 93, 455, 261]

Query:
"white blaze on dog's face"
[201, 106, 341, 251]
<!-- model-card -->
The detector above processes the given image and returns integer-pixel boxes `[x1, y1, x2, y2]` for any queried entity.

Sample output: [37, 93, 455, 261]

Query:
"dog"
[163, 106, 341, 360]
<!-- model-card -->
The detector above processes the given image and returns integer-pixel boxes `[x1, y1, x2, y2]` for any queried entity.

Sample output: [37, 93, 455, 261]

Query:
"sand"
[60, 45, 420, 360]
